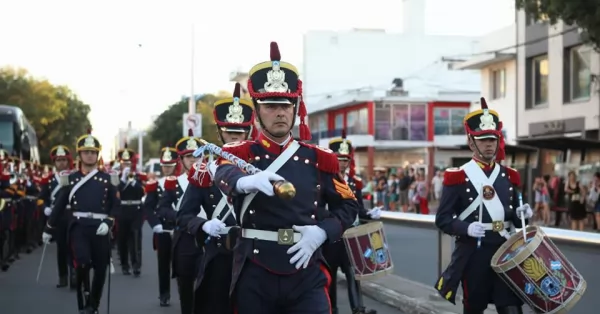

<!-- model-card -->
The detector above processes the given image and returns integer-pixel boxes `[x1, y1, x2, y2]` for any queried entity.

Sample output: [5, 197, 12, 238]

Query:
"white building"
[453, 24, 517, 146]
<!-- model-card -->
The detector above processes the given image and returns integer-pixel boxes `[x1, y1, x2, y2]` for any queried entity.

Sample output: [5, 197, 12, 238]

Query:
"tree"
[0, 66, 92, 163]
[516, 0, 600, 48]
[148, 93, 227, 149]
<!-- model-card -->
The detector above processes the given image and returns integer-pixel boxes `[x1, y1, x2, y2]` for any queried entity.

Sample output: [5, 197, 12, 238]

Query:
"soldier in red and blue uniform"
[434, 98, 533, 314]
[213, 42, 360, 314]
[159, 129, 202, 314]
[43, 129, 120, 314]
[324, 132, 381, 314]
[0, 147, 13, 272]
[144, 145, 179, 306]
[115, 144, 146, 276]
[179, 82, 256, 314]
[40, 145, 75, 289]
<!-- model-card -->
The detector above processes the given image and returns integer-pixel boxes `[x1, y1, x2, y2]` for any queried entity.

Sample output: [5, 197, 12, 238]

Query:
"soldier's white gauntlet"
[235, 171, 285, 196]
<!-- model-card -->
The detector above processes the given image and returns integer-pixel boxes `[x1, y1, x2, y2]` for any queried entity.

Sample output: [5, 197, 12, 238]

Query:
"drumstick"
[518, 192, 527, 242]
[477, 183, 483, 249]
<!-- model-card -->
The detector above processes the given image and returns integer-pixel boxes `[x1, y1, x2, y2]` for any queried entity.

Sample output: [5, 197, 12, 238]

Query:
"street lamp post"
[189, 23, 196, 115]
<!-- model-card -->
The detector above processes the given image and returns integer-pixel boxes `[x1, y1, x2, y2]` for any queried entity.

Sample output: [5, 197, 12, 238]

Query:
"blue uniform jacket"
[214, 134, 360, 289]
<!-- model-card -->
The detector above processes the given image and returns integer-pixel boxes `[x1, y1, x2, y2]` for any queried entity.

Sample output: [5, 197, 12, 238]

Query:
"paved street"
[0, 227, 402, 314]
[383, 221, 599, 314]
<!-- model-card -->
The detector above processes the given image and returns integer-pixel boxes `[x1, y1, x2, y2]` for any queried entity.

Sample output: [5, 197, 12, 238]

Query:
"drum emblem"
[482, 185, 495, 200]
[522, 257, 547, 282]
[369, 232, 388, 265]
[540, 276, 561, 297]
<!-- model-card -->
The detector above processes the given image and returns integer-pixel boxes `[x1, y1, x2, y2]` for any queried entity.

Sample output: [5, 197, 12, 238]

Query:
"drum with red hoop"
[491, 226, 586, 314]
[342, 221, 393, 280]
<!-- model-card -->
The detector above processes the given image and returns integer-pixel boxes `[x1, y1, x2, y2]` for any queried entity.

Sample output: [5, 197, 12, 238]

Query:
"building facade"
[515, 10, 600, 177]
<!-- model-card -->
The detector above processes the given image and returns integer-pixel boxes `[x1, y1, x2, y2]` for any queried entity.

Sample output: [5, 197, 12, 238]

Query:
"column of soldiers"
[0, 144, 51, 273]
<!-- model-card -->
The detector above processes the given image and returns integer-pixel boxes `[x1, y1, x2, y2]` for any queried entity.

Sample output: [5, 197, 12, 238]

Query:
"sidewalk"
[336, 272, 499, 314]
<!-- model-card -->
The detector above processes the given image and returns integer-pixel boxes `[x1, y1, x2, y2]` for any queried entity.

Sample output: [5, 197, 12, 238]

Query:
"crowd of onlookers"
[361, 168, 444, 215]
[360, 167, 600, 232]
[532, 171, 600, 232]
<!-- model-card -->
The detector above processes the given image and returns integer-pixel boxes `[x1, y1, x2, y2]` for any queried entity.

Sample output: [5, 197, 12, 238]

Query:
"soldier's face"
[221, 131, 246, 143]
[471, 138, 498, 161]
[182, 155, 198, 170]
[79, 151, 98, 166]
[161, 165, 175, 176]
[338, 159, 349, 172]
[259, 103, 294, 138]
[54, 157, 69, 171]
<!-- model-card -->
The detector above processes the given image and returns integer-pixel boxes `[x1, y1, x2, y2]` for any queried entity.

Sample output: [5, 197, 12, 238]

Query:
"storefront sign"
[528, 117, 584, 136]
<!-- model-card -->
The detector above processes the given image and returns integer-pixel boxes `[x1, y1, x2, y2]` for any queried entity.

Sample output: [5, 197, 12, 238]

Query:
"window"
[532, 55, 549, 106]
[0, 121, 14, 152]
[409, 104, 426, 141]
[308, 113, 327, 140]
[490, 69, 506, 99]
[570, 46, 591, 100]
[346, 108, 369, 135]
[434, 108, 467, 135]
[374, 103, 392, 140]
[334, 113, 343, 130]
[391, 104, 409, 140]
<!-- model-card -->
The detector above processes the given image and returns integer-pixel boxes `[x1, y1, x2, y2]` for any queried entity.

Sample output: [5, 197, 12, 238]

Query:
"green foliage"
[516, 0, 600, 48]
[128, 135, 161, 163]
[148, 93, 228, 156]
[0, 67, 92, 163]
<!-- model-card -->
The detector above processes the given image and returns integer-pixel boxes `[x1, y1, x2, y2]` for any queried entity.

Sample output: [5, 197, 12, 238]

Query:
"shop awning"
[452, 52, 516, 70]
[517, 135, 600, 151]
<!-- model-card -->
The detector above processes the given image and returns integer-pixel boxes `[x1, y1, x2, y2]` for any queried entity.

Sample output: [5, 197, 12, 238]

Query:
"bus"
[0, 105, 40, 163]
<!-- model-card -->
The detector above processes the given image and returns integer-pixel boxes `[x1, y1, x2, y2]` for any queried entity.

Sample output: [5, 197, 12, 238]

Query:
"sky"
[0, 0, 515, 159]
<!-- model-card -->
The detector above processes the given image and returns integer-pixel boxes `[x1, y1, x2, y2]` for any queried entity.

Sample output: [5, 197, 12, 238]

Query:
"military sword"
[36, 242, 48, 283]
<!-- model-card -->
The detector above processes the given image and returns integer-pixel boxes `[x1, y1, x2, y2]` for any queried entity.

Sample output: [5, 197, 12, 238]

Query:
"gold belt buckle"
[492, 221, 504, 232]
[277, 229, 294, 245]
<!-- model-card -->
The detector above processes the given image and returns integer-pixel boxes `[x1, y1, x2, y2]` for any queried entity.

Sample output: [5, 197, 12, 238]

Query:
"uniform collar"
[472, 157, 494, 171]
[257, 132, 294, 155]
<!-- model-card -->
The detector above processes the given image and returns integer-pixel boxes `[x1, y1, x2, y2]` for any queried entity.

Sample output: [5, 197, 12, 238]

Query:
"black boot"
[122, 267, 131, 275]
[495, 306, 523, 314]
[463, 306, 485, 314]
[159, 293, 170, 307]
[70, 269, 77, 290]
[133, 267, 141, 277]
[56, 276, 68, 288]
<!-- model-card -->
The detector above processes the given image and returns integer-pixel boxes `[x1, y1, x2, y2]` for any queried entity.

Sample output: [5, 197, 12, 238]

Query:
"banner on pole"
[183, 113, 202, 137]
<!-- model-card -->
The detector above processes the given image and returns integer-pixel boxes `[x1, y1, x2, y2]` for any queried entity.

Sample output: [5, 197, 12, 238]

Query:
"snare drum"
[491, 226, 586, 314]
[342, 221, 393, 280]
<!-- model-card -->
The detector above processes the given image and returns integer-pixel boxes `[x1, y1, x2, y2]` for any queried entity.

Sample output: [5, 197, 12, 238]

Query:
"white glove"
[44, 207, 52, 217]
[517, 203, 533, 220]
[42, 232, 52, 244]
[367, 207, 382, 219]
[287, 225, 327, 269]
[235, 171, 285, 196]
[153, 224, 164, 233]
[467, 222, 486, 238]
[96, 222, 109, 236]
[202, 218, 226, 237]
[120, 167, 131, 183]
[26, 180, 32, 187]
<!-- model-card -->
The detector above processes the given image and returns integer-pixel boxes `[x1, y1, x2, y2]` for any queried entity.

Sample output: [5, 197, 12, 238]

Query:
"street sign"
[183, 113, 202, 137]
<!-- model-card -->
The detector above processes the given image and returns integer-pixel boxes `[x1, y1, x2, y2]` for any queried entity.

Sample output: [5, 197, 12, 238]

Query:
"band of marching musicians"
[115, 144, 146, 277]
[323, 132, 382, 314]
[43, 129, 120, 314]
[6, 41, 590, 314]
[434, 98, 534, 314]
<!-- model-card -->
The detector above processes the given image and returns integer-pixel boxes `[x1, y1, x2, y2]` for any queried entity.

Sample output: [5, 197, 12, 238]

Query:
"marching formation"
[13, 41, 586, 314]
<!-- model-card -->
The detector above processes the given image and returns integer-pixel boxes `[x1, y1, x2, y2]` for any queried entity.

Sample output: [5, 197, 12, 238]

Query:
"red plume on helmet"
[233, 82, 241, 98]
[188, 128, 194, 137]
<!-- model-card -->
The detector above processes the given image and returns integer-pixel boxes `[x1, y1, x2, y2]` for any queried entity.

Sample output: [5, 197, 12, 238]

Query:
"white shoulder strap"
[239, 140, 301, 224]
[69, 169, 99, 202]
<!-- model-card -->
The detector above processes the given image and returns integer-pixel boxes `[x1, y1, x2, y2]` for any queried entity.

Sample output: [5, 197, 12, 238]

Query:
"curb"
[336, 272, 498, 314]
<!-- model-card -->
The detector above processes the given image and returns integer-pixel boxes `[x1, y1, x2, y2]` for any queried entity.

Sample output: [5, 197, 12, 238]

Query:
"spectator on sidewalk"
[388, 173, 399, 211]
[431, 171, 443, 201]
[415, 173, 429, 215]
[398, 170, 412, 212]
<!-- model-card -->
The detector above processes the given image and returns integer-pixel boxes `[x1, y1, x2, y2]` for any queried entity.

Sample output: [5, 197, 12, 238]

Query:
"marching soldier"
[116, 144, 146, 276]
[162, 129, 202, 314]
[179, 82, 255, 314]
[434, 98, 533, 314]
[324, 132, 381, 314]
[213, 42, 359, 314]
[40, 145, 75, 289]
[0, 147, 13, 271]
[43, 129, 120, 314]
[144, 144, 179, 306]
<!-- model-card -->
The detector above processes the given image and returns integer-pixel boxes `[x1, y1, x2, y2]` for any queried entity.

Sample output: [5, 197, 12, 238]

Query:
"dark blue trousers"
[235, 261, 332, 314]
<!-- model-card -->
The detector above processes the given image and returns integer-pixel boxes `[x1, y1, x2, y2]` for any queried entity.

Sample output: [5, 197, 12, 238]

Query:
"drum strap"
[460, 160, 512, 239]
[239, 140, 301, 224]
